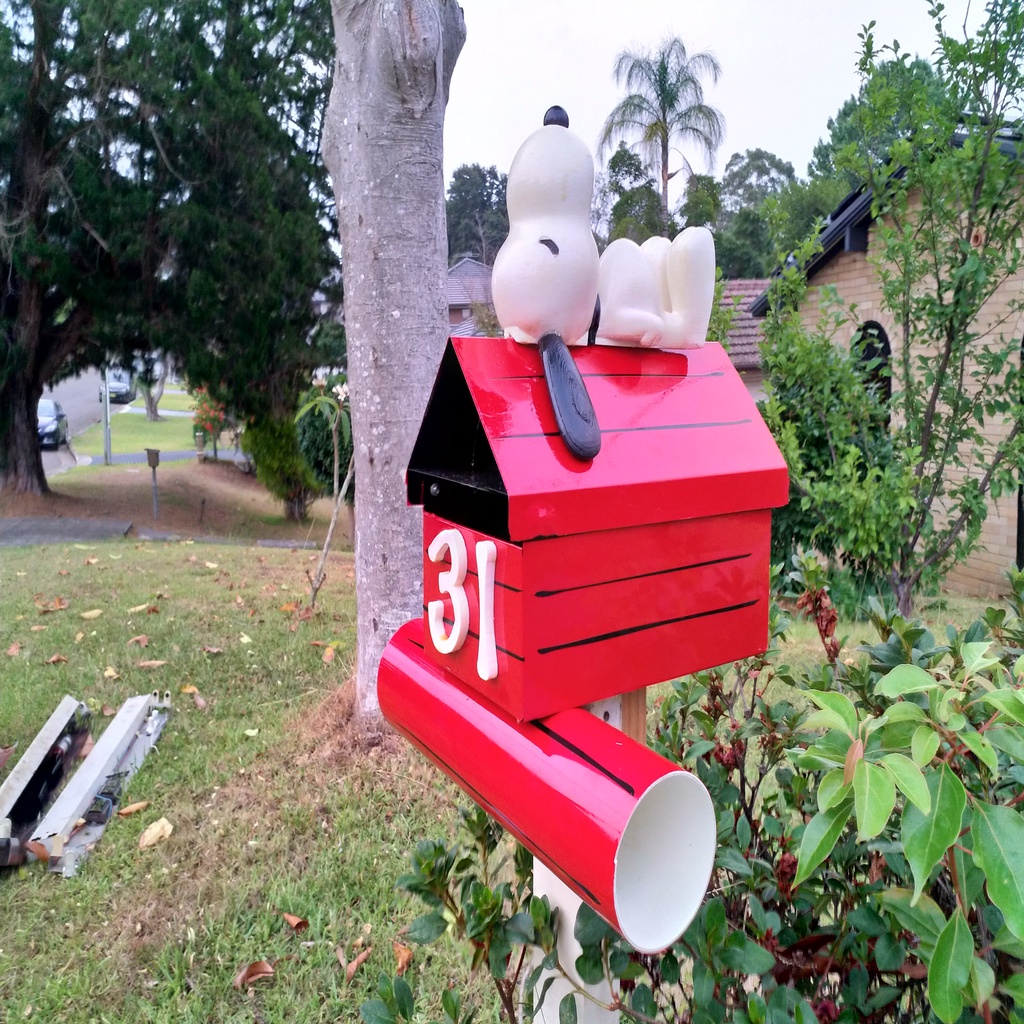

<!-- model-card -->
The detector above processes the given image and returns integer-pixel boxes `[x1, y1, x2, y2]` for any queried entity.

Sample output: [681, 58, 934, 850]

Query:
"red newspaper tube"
[378, 619, 716, 953]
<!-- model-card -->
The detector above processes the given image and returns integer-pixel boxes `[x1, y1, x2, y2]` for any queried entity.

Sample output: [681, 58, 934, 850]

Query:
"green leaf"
[902, 765, 966, 904]
[876, 664, 940, 697]
[979, 690, 1024, 727]
[393, 978, 415, 1021]
[960, 641, 1000, 679]
[877, 701, 926, 726]
[854, 760, 896, 840]
[972, 801, 1024, 940]
[927, 910, 972, 1024]
[969, 956, 996, 1009]
[406, 912, 448, 943]
[1000, 971, 1024, 1006]
[911, 725, 941, 767]
[878, 888, 946, 956]
[881, 753, 931, 813]
[817, 768, 849, 812]
[558, 993, 578, 1024]
[993, 924, 1024, 958]
[573, 903, 615, 947]
[960, 728, 999, 775]
[794, 797, 854, 886]
[806, 691, 859, 735]
[360, 1000, 396, 1024]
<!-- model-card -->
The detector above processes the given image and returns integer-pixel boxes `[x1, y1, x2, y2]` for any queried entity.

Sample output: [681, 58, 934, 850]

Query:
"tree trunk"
[322, 0, 465, 717]
[142, 360, 169, 421]
[0, 374, 49, 495]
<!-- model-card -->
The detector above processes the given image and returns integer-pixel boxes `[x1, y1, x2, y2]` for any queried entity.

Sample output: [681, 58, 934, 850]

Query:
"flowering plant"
[192, 388, 226, 442]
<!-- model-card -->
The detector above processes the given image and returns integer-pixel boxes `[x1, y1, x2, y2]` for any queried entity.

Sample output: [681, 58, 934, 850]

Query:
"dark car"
[37, 398, 69, 449]
[99, 367, 136, 403]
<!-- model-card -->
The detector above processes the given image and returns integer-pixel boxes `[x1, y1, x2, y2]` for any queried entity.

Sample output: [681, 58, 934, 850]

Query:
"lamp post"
[145, 449, 160, 520]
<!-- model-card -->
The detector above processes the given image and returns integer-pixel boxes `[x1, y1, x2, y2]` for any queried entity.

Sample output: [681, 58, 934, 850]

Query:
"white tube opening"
[613, 770, 716, 953]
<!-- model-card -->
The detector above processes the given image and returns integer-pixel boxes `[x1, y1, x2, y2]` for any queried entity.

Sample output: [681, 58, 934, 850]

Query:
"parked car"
[99, 367, 137, 403]
[37, 398, 69, 448]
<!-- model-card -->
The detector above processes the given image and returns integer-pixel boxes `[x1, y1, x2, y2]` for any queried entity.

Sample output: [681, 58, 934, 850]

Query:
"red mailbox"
[405, 337, 788, 722]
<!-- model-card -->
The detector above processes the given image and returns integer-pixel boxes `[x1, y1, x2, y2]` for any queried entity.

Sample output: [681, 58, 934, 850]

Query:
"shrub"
[240, 416, 321, 521]
[297, 375, 353, 503]
[191, 387, 226, 442]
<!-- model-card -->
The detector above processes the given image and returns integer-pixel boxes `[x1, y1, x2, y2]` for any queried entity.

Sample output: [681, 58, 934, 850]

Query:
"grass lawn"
[0, 542, 497, 1023]
[75, 410, 199, 458]
[129, 390, 196, 414]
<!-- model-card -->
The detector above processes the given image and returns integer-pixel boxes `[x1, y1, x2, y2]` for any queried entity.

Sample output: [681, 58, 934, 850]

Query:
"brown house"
[447, 257, 495, 336]
[720, 279, 769, 399]
[750, 188, 1024, 598]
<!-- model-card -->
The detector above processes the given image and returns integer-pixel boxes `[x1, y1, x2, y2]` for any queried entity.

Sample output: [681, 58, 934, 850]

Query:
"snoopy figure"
[595, 228, 717, 349]
[491, 106, 602, 461]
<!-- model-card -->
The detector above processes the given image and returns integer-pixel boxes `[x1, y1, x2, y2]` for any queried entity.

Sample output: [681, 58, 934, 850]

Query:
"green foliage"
[296, 376, 353, 504]
[721, 149, 796, 216]
[604, 143, 668, 243]
[0, 0, 338, 492]
[679, 173, 721, 228]
[763, 2, 1024, 614]
[446, 164, 508, 266]
[192, 388, 226, 443]
[599, 37, 725, 235]
[241, 416, 321, 521]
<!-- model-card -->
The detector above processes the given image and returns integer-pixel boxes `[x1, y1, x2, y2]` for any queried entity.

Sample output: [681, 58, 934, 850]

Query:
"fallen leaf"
[180, 684, 199, 694]
[0, 744, 16, 771]
[108, 554, 122, 561]
[24, 840, 49, 862]
[187, 555, 198, 564]
[244, 728, 259, 738]
[346, 946, 372, 983]
[205, 561, 218, 569]
[235, 596, 244, 606]
[117, 801, 150, 818]
[232, 960, 274, 991]
[200, 645, 223, 655]
[79, 735, 95, 757]
[281, 912, 308, 934]
[335, 945, 346, 969]
[279, 602, 299, 613]
[29, 625, 46, 632]
[138, 660, 168, 669]
[45, 653, 68, 665]
[298, 607, 313, 622]
[103, 666, 120, 680]
[239, 634, 252, 645]
[128, 603, 149, 613]
[80, 609, 103, 620]
[6, 642, 20, 657]
[74, 631, 85, 643]
[146, 605, 160, 614]
[84, 557, 99, 565]
[310, 640, 327, 647]
[322, 647, 335, 664]
[193, 693, 207, 710]
[393, 941, 413, 976]
[101, 704, 116, 717]
[128, 635, 149, 647]
[138, 817, 173, 850]
[36, 597, 69, 614]
[58, 570, 69, 577]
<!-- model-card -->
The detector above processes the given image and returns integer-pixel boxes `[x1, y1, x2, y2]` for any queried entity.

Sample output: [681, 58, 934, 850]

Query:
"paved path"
[0, 518, 132, 547]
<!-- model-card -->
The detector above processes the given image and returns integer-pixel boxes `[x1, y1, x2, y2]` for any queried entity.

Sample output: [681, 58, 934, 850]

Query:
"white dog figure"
[596, 228, 716, 350]
[491, 106, 602, 461]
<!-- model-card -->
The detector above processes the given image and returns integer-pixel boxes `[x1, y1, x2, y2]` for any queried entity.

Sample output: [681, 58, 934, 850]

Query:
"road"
[41, 370, 103, 476]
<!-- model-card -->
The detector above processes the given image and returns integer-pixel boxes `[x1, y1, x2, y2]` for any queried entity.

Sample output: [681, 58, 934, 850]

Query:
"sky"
[443, 0, 984, 204]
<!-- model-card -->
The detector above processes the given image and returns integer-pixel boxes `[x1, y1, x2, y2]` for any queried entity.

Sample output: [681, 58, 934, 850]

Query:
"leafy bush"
[240, 416, 321, 521]
[297, 375, 353, 503]
[369, 560, 1024, 1023]
[192, 387, 226, 442]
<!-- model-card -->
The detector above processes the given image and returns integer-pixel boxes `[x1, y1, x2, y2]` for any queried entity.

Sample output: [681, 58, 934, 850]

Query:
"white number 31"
[427, 528, 498, 681]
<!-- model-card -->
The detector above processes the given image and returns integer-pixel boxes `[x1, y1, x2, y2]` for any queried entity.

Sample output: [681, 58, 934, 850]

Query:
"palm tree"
[599, 38, 726, 235]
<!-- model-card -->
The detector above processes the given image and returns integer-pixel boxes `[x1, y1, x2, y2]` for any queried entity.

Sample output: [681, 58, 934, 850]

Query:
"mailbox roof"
[409, 337, 788, 543]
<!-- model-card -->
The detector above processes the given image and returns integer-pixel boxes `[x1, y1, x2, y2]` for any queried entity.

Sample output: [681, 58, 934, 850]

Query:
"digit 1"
[475, 540, 498, 681]
[426, 528, 469, 654]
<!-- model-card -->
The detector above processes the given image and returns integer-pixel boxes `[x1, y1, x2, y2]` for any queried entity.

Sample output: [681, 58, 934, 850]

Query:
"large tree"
[598, 37, 725, 235]
[0, 0, 336, 495]
[446, 163, 507, 266]
[604, 142, 667, 243]
[322, 0, 465, 717]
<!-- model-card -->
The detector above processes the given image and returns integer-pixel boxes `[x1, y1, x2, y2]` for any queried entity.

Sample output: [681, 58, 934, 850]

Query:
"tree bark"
[322, 0, 465, 717]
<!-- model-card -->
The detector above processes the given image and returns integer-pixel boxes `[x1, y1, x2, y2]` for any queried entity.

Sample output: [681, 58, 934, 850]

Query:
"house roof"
[407, 337, 788, 543]
[447, 257, 493, 309]
[749, 127, 1022, 317]
[721, 279, 769, 369]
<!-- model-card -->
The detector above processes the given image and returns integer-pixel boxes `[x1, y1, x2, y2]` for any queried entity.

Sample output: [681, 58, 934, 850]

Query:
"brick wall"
[796, 217, 1024, 598]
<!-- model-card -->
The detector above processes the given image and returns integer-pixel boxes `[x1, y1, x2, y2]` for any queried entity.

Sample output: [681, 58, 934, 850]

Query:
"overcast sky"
[443, 0, 983, 203]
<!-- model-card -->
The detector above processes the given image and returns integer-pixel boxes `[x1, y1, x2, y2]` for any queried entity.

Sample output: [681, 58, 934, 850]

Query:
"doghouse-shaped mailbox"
[403, 336, 789, 722]
[379, 335, 788, 952]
